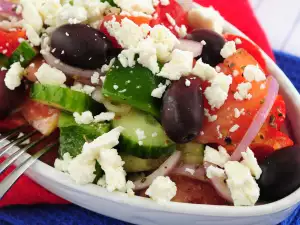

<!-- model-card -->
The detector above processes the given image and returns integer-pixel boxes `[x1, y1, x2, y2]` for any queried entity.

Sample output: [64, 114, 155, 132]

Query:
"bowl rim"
[6, 3, 300, 218]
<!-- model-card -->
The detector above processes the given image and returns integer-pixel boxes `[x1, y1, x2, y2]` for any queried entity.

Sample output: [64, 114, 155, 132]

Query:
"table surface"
[250, 0, 300, 57]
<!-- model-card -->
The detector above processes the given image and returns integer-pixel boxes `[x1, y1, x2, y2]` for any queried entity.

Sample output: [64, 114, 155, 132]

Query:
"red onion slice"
[230, 76, 279, 161]
[171, 164, 208, 182]
[42, 51, 101, 79]
[0, 1, 21, 19]
[204, 162, 233, 203]
[175, 39, 203, 57]
[133, 151, 181, 191]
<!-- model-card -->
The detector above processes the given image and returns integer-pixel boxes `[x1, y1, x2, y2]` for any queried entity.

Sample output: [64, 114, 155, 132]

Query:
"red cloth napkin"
[0, 0, 274, 207]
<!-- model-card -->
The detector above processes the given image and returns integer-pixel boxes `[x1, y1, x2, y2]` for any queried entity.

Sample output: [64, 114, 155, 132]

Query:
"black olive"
[257, 146, 300, 201]
[189, 29, 225, 67]
[161, 76, 204, 143]
[50, 24, 119, 70]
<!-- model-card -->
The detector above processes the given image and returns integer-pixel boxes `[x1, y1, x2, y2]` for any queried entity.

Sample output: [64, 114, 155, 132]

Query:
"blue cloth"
[0, 51, 300, 225]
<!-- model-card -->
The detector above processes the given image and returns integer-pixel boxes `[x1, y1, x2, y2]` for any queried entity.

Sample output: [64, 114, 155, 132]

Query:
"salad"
[0, 0, 299, 207]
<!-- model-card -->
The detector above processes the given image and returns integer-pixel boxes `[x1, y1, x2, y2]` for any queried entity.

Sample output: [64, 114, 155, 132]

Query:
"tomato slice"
[197, 46, 292, 156]
[100, 15, 151, 48]
[21, 100, 60, 136]
[170, 175, 228, 205]
[0, 29, 26, 57]
[197, 79, 269, 148]
[223, 34, 268, 74]
[150, 0, 191, 37]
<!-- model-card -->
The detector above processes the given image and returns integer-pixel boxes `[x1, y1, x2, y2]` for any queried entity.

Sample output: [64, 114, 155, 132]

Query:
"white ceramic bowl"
[3, 5, 300, 225]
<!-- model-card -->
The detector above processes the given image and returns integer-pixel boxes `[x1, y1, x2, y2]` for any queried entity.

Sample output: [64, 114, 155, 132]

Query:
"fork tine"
[0, 124, 29, 143]
[0, 142, 58, 199]
[0, 130, 37, 158]
[0, 135, 47, 174]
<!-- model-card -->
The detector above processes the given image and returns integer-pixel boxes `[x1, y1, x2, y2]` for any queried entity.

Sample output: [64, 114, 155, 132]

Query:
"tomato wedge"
[0, 29, 26, 57]
[150, 0, 191, 37]
[21, 100, 60, 136]
[170, 175, 228, 205]
[197, 48, 292, 157]
[223, 34, 268, 74]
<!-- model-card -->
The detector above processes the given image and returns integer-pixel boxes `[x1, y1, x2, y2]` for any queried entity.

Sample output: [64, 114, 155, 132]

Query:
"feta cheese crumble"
[241, 148, 262, 179]
[114, 0, 155, 15]
[157, 49, 193, 80]
[224, 161, 260, 206]
[24, 24, 41, 46]
[20, 0, 43, 32]
[94, 112, 115, 122]
[192, 59, 218, 81]
[35, 63, 66, 85]
[104, 17, 149, 49]
[220, 41, 236, 58]
[204, 146, 230, 168]
[54, 152, 73, 172]
[234, 82, 252, 101]
[118, 49, 136, 68]
[91, 72, 100, 84]
[151, 83, 167, 98]
[206, 165, 226, 179]
[243, 65, 266, 82]
[204, 109, 218, 122]
[73, 111, 94, 125]
[145, 176, 177, 203]
[4, 62, 24, 90]
[188, 6, 224, 34]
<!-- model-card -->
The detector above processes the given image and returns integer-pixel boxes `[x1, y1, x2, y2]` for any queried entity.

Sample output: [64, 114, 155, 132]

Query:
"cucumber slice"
[8, 41, 37, 67]
[102, 60, 164, 117]
[58, 112, 111, 157]
[58, 112, 110, 183]
[112, 109, 175, 159]
[178, 143, 205, 165]
[121, 154, 167, 172]
[31, 83, 105, 113]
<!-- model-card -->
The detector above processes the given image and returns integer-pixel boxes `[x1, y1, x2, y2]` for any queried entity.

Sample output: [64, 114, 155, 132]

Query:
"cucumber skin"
[58, 112, 110, 183]
[8, 41, 37, 67]
[121, 154, 167, 172]
[102, 60, 164, 118]
[112, 110, 176, 159]
[118, 136, 175, 159]
[31, 84, 104, 113]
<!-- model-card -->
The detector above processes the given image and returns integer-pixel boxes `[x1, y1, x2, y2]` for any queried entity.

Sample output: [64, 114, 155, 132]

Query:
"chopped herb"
[141, 177, 147, 183]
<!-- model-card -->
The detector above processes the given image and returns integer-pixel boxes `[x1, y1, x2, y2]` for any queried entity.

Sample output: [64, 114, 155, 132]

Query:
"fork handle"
[0, 142, 58, 199]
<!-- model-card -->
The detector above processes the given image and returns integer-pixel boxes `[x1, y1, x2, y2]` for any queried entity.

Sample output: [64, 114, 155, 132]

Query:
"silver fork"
[0, 125, 58, 199]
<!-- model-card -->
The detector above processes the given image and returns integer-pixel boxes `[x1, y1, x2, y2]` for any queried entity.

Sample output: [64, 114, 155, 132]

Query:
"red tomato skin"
[224, 34, 268, 74]
[0, 29, 27, 57]
[150, 0, 191, 37]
